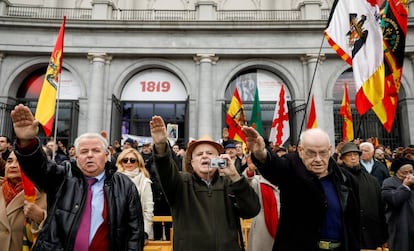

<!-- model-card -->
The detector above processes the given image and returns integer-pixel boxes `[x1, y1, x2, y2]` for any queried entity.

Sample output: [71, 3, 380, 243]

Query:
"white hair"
[359, 142, 374, 152]
[74, 133, 109, 154]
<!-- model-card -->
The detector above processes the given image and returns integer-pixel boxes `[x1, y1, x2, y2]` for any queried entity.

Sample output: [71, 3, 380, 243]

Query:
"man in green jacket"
[150, 116, 260, 251]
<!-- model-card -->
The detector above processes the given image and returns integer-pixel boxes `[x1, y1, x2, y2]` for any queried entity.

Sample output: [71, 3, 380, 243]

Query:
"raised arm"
[241, 126, 267, 162]
[150, 116, 168, 154]
[11, 104, 39, 146]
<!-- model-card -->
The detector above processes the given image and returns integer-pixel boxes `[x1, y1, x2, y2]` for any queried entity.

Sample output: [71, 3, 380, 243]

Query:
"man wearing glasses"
[242, 127, 360, 251]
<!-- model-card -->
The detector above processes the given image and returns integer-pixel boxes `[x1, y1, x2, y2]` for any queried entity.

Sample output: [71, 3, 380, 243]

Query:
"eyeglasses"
[302, 148, 330, 159]
[122, 158, 137, 164]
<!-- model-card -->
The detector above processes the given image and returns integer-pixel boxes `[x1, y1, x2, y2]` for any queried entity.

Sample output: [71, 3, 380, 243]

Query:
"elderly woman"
[116, 148, 154, 242]
[382, 157, 414, 251]
[0, 151, 47, 251]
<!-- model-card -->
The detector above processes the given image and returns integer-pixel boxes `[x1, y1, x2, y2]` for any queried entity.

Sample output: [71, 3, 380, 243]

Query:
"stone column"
[102, 55, 113, 137]
[193, 53, 219, 137]
[409, 0, 414, 17]
[195, 1, 217, 20]
[298, 0, 322, 20]
[91, 0, 115, 19]
[87, 53, 111, 133]
[300, 54, 333, 138]
[0, 0, 10, 16]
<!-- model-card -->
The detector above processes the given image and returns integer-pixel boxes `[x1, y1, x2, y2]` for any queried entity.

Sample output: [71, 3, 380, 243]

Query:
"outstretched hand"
[150, 116, 168, 153]
[241, 126, 267, 162]
[11, 104, 39, 145]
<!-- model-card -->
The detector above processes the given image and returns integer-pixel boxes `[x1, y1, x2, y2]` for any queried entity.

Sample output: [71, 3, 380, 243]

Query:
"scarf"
[123, 169, 140, 179]
[2, 178, 23, 206]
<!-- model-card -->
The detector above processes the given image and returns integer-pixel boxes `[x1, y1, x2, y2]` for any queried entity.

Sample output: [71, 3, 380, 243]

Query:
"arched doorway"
[17, 68, 80, 146]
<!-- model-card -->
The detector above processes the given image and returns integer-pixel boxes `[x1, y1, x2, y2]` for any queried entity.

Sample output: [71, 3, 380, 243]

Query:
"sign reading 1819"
[140, 81, 171, 92]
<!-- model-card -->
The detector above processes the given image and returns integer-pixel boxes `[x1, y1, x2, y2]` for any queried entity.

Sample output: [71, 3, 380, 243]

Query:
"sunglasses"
[122, 158, 137, 164]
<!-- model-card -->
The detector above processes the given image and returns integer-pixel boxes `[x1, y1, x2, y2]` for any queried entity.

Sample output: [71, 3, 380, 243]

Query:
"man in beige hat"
[339, 142, 388, 250]
[150, 115, 260, 251]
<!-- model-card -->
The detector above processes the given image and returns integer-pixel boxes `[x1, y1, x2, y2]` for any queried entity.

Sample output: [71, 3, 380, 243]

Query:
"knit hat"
[390, 157, 414, 173]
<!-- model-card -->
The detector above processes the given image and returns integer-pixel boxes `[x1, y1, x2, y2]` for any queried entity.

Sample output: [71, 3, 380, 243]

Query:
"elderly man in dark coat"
[243, 127, 360, 251]
[339, 142, 387, 250]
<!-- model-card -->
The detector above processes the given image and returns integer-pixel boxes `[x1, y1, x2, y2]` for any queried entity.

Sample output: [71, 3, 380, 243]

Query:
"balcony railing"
[7, 6, 92, 19]
[5, 6, 330, 21]
[114, 9, 197, 21]
[217, 10, 301, 21]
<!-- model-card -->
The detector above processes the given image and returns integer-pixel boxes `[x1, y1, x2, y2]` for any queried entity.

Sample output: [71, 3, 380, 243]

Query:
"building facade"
[0, 0, 413, 148]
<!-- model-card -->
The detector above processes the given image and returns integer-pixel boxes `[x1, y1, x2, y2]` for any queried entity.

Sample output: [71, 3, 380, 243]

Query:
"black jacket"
[253, 151, 360, 251]
[14, 138, 144, 251]
[340, 165, 388, 249]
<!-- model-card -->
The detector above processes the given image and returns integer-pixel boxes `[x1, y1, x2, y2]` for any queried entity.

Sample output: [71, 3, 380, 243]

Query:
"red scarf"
[2, 178, 23, 206]
[261, 183, 278, 238]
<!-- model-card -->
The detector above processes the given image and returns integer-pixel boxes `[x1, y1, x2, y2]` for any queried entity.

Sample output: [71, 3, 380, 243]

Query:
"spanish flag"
[339, 83, 354, 141]
[226, 88, 247, 145]
[35, 17, 66, 136]
[371, 0, 407, 132]
[325, 0, 384, 115]
[306, 95, 317, 129]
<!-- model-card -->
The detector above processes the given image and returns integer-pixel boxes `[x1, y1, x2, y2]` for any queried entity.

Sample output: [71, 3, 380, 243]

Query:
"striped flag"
[269, 85, 290, 146]
[35, 17, 66, 136]
[306, 95, 318, 129]
[371, 0, 407, 132]
[226, 88, 247, 145]
[249, 87, 263, 136]
[20, 167, 37, 251]
[325, 0, 384, 115]
[339, 83, 354, 141]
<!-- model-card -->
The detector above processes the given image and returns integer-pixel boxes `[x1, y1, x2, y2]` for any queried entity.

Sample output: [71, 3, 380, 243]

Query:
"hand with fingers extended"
[150, 116, 169, 153]
[241, 126, 267, 162]
[11, 104, 39, 147]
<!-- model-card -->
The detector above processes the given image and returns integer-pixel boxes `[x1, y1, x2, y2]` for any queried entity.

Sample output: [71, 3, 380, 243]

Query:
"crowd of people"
[1, 104, 414, 251]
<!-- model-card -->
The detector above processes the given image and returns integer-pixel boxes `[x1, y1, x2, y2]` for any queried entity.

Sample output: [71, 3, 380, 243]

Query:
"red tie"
[74, 178, 98, 251]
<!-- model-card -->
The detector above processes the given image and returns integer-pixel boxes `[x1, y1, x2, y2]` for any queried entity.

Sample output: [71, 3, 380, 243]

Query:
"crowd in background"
[1, 119, 414, 251]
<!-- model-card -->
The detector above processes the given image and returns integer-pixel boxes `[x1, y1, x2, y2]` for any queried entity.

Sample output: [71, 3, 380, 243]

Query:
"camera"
[209, 158, 227, 168]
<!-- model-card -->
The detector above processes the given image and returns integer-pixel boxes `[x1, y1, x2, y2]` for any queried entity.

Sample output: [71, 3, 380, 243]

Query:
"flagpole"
[52, 16, 66, 161]
[297, 34, 326, 142]
[52, 75, 62, 161]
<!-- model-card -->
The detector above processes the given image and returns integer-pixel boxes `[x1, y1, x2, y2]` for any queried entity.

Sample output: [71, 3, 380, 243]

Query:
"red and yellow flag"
[20, 167, 37, 251]
[339, 83, 354, 141]
[35, 17, 66, 136]
[371, 0, 407, 132]
[306, 95, 317, 129]
[226, 88, 247, 145]
[325, 0, 384, 115]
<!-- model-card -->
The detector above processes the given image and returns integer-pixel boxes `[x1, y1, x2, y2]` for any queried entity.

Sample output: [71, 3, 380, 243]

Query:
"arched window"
[225, 69, 292, 144]
[332, 68, 401, 148]
[17, 68, 80, 145]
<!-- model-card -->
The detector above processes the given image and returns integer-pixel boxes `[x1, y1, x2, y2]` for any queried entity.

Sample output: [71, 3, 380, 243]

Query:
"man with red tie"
[11, 104, 144, 251]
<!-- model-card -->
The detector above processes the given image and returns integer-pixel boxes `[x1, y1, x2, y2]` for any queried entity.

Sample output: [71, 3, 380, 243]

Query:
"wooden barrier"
[145, 216, 173, 251]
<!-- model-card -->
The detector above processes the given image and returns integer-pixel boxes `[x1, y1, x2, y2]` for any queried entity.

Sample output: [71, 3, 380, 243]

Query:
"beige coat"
[0, 183, 47, 251]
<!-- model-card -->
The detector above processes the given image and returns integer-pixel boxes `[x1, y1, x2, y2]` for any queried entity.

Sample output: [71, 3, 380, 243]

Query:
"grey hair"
[73, 133, 109, 154]
[359, 142, 374, 152]
[299, 128, 331, 147]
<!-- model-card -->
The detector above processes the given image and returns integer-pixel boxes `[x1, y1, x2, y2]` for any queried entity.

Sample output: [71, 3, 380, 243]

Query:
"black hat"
[390, 157, 414, 173]
[124, 138, 134, 145]
[340, 142, 361, 156]
[224, 143, 236, 149]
